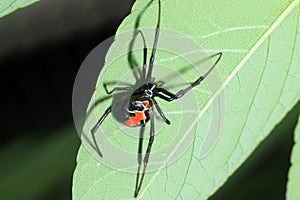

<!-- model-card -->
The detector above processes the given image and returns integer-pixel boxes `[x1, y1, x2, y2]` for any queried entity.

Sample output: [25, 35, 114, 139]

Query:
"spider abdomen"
[124, 96, 152, 127]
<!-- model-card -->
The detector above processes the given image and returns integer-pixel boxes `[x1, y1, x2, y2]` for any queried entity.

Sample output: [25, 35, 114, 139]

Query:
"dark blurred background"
[0, 0, 133, 199]
[0, 0, 299, 199]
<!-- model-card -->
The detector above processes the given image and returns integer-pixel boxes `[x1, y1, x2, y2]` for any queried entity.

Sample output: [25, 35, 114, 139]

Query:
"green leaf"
[73, 0, 300, 199]
[0, 0, 38, 18]
[286, 114, 300, 200]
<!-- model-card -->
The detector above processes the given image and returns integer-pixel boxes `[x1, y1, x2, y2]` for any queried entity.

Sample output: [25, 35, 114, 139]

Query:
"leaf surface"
[0, 0, 38, 18]
[73, 0, 300, 199]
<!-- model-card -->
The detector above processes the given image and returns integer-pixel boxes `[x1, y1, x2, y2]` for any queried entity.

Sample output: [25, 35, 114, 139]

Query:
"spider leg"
[146, 0, 161, 82]
[135, 125, 145, 195]
[154, 88, 177, 102]
[154, 52, 222, 102]
[136, 30, 148, 84]
[152, 98, 170, 124]
[103, 84, 134, 95]
[91, 105, 112, 157]
[134, 110, 155, 197]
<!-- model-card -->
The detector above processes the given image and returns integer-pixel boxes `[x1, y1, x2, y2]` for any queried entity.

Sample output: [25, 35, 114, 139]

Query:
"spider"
[91, 0, 222, 197]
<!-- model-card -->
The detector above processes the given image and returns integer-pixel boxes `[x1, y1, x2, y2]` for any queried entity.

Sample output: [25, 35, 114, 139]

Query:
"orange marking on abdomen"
[124, 111, 146, 127]
[143, 101, 150, 108]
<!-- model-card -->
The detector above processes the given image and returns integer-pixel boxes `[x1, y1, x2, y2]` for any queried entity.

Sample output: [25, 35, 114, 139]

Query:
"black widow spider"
[91, 0, 222, 197]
